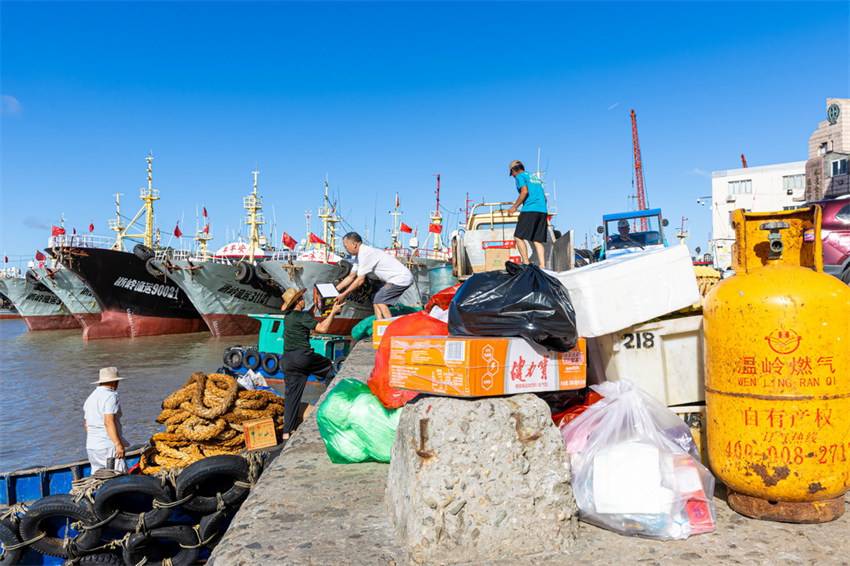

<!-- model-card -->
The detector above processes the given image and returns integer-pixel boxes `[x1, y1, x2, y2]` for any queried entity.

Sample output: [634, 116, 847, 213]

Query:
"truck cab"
[596, 209, 669, 261]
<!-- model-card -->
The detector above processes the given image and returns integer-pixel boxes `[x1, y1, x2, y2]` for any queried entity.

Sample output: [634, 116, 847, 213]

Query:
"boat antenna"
[243, 168, 265, 263]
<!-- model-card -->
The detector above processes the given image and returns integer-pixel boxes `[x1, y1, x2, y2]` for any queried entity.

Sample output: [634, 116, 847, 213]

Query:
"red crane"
[631, 109, 649, 231]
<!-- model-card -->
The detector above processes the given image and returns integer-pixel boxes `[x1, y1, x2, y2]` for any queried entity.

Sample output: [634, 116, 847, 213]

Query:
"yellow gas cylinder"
[704, 206, 850, 523]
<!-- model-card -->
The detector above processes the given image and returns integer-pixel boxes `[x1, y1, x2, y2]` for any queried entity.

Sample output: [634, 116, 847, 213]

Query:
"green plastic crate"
[249, 313, 350, 360]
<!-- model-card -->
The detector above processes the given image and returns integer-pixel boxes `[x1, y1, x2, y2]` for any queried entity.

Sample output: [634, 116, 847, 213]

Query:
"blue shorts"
[373, 282, 411, 306]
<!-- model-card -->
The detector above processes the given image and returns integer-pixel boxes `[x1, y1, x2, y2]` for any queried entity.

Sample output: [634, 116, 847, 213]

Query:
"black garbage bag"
[448, 262, 578, 352]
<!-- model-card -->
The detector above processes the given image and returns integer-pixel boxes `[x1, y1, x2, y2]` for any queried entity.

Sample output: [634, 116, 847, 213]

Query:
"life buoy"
[123, 525, 200, 566]
[0, 519, 24, 564]
[133, 244, 154, 261]
[93, 475, 174, 532]
[261, 353, 280, 374]
[235, 261, 254, 284]
[243, 349, 262, 371]
[18, 494, 102, 558]
[175, 455, 251, 514]
[223, 348, 244, 370]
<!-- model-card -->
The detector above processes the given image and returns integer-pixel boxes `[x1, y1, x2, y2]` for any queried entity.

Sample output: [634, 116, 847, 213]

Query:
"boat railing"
[270, 250, 299, 262]
[386, 247, 451, 261]
[0, 267, 22, 278]
[48, 234, 114, 249]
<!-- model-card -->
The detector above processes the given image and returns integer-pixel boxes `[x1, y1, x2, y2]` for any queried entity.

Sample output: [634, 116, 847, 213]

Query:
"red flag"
[89, 221, 94, 233]
[35, 250, 46, 261]
[282, 232, 297, 249]
[395, 194, 400, 209]
[400, 222, 413, 233]
[72, 228, 76, 235]
[51, 226, 66, 236]
[309, 232, 327, 245]
[4, 256, 8, 263]
[203, 206, 208, 217]
[428, 223, 442, 234]
[203, 223, 210, 234]
[174, 222, 183, 238]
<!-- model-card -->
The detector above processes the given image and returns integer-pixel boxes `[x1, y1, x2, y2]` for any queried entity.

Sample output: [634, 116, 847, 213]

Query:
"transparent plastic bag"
[561, 379, 715, 540]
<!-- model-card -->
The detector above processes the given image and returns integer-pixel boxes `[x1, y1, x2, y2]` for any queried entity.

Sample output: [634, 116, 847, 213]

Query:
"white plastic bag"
[561, 379, 715, 540]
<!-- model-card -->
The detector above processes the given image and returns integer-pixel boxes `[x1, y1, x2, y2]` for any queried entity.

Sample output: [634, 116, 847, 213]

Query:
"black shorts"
[514, 211, 548, 243]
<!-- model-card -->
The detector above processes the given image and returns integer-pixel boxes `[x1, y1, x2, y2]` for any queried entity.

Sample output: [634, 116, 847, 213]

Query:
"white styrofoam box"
[551, 245, 700, 337]
[593, 442, 673, 514]
[596, 315, 704, 406]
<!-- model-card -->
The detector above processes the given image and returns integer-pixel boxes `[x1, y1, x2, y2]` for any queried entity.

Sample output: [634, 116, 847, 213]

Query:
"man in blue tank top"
[508, 160, 549, 267]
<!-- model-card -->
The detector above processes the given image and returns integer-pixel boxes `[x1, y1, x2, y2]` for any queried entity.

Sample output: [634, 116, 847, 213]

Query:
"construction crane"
[741, 154, 748, 168]
[631, 109, 649, 231]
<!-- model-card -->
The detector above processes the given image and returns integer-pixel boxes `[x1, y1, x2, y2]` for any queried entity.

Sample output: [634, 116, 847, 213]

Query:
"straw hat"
[281, 288, 307, 311]
[92, 366, 125, 385]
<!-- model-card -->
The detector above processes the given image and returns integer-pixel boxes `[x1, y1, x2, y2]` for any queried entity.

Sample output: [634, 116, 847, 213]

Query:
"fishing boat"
[47, 155, 206, 339]
[0, 267, 80, 331]
[150, 171, 285, 337]
[0, 292, 21, 319]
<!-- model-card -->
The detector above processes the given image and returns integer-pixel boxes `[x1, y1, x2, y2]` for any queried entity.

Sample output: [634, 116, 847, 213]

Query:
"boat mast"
[389, 192, 401, 249]
[317, 178, 341, 263]
[243, 169, 265, 263]
[141, 155, 157, 248]
[429, 174, 443, 253]
[194, 213, 213, 260]
[109, 193, 126, 251]
[110, 154, 159, 251]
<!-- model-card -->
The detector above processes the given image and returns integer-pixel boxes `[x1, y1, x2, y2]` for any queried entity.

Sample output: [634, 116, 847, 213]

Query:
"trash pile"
[0, 454, 261, 565]
[140, 372, 285, 474]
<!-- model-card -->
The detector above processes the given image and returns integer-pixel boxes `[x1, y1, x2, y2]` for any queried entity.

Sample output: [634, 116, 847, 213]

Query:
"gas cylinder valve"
[759, 221, 789, 259]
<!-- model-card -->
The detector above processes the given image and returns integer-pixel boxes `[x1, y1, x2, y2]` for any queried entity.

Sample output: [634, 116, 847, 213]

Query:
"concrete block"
[387, 394, 577, 565]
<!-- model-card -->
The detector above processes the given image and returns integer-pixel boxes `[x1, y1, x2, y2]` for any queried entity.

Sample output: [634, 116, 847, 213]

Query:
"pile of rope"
[139, 372, 285, 474]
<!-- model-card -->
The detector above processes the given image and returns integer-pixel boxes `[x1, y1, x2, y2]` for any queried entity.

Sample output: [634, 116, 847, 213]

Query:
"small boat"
[0, 267, 81, 331]
[0, 445, 147, 507]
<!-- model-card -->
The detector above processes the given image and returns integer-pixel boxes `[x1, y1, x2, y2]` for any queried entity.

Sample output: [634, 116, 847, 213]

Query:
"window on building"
[782, 174, 805, 191]
[819, 143, 828, 156]
[830, 158, 847, 177]
[728, 180, 752, 195]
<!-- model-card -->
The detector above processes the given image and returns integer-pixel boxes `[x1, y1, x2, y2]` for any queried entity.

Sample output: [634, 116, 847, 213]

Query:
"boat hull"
[31, 266, 102, 328]
[155, 260, 284, 337]
[47, 246, 206, 339]
[0, 277, 80, 331]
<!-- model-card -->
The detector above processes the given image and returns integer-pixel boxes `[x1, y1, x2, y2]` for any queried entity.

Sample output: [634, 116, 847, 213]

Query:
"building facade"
[806, 98, 850, 201]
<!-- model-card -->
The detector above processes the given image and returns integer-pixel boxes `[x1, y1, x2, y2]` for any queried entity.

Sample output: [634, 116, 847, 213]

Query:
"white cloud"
[691, 168, 710, 177]
[607, 102, 619, 110]
[2, 95, 22, 116]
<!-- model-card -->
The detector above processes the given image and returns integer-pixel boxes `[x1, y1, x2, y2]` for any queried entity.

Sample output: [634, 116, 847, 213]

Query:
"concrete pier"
[210, 341, 850, 566]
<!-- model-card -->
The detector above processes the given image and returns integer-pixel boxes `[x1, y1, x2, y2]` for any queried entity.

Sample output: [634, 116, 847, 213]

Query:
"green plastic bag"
[350, 304, 422, 341]
[316, 379, 402, 463]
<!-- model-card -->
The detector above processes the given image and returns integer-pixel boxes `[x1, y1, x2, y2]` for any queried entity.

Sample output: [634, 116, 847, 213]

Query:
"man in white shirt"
[336, 232, 414, 320]
[84, 366, 130, 472]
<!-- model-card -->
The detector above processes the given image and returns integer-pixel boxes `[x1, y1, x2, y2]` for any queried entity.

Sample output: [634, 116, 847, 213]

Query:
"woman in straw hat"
[83, 366, 130, 472]
[279, 288, 344, 440]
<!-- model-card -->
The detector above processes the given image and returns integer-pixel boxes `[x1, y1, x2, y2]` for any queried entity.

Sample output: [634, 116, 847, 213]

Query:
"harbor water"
[0, 319, 307, 473]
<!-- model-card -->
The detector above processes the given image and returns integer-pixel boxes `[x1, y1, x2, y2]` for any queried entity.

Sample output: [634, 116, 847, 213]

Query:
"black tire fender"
[93, 475, 174, 532]
[260, 353, 280, 375]
[243, 349, 262, 372]
[0, 518, 24, 565]
[332, 356, 346, 375]
[175, 455, 251, 514]
[335, 259, 354, 281]
[18, 494, 102, 558]
[133, 244, 154, 261]
[235, 261, 254, 284]
[123, 525, 200, 566]
[145, 257, 165, 278]
[255, 262, 271, 281]
[223, 348, 244, 370]
[76, 551, 124, 564]
[198, 509, 232, 550]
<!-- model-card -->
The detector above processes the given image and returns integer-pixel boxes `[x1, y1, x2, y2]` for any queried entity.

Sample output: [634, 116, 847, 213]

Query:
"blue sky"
[2, 0, 847, 265]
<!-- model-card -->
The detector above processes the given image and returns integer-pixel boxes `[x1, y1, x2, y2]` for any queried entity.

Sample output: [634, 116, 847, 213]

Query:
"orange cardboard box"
[372, 316, 402, 349]
[243, 417, 277, 450]
[388, 336, 586, 397]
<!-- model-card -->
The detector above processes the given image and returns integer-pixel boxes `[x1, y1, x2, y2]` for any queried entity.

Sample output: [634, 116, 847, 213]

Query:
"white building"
[710, 161, 806, 270]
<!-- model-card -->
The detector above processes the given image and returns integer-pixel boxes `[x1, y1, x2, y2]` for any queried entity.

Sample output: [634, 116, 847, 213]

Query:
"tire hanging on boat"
[175, 455, 251, 514]
[260, 352, 280, 374]
[198, 508, 232, 550]
[123, 525, 200, 566]
[0, 518, 25, 565]
[145, 257, 166, 278]
[255, 262, 271, 281]
[133, 244, 154, 261]
[92, 475, 175, 532]
[234, 261, 254, 284]
[18, 494, 103, 558]
[243, 349, 262, 371]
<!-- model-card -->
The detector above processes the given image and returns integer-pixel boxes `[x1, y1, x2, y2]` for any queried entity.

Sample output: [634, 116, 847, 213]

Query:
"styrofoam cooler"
[595, 314, 705, 407]
[551, 245, 700, 338]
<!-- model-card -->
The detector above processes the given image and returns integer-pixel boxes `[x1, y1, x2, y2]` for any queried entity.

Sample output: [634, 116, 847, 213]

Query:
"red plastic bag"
[368, 311, 449, 408]
[425, 283, 462, 312]
[552, 390, 604, 429]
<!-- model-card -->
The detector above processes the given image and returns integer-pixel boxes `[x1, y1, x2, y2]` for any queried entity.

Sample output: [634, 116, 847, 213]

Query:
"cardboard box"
[480, 241, 521, 272]
[388, 336, 586, 397]
[243, 417, 277, 450]
[313, 283, 339, 317]
[372, 316, 402, 349]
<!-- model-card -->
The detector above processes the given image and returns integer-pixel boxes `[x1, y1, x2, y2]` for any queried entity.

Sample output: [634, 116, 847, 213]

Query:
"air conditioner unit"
[726, 195, 737, 203]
